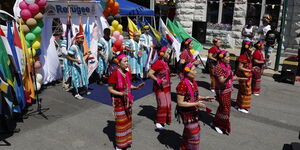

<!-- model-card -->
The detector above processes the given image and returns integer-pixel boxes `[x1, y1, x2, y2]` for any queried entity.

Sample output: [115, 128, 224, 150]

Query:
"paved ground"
[1, 72, 300, 150]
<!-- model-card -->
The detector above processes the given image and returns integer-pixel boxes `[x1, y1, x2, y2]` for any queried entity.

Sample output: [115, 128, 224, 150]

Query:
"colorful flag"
[159, 18, 181, 60]
[79, 17, 90, 61]
[166, 18, 181, 42]
[66, 7, 73, 50]
[127, 17, 141, 39]
[0, 27, 13, 87]
[13, 22, 25, 75]
[173, 19, 203, 51]
[87, 22, 99, 79]
[85, 17, 91, 48]
[0, 27, 17, 113]
[7, 22, 26, 110]
[19, 20, 35, 103]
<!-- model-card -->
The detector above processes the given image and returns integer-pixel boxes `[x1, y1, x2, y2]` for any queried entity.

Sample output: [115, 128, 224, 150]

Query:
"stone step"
[282, 51, 298, 57]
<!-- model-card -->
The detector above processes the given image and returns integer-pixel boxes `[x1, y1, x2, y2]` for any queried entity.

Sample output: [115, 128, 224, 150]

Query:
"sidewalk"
[200, 45, 282, 77]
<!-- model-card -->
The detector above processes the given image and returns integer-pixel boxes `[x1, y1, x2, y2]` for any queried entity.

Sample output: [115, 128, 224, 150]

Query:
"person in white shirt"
[257, 16, 271, 41]
[241, 19, 255, 55]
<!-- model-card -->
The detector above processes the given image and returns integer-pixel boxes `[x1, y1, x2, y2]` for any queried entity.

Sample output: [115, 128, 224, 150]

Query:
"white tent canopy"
[15, 0, 109, 84]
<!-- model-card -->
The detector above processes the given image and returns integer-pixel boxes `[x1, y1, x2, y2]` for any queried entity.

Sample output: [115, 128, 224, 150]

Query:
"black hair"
[254, 41, 263, 49]
[103, 28, 110, 34]
[216, 51, 228, 61]
[270, 22, 277, 30]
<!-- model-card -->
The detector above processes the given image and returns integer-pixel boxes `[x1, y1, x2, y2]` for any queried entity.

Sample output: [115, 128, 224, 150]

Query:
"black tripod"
[24, 41, 49, 120]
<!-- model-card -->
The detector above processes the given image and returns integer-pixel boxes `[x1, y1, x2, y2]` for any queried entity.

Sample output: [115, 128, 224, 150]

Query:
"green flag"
[173, 19, 203, 51]
[0, 27, 13, 87]
[166, 18, 182, 42]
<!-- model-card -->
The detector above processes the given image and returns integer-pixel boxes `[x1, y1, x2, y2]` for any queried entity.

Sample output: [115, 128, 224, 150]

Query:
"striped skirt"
[209, 67, 216, 90]
[252, 67, 263, 94]
[155, 91, 172, 125]
[237, 79, 252, 109]
[113, 98, 132, 149]
[213, 89, 232, 133]
[180, 122, 201, 150]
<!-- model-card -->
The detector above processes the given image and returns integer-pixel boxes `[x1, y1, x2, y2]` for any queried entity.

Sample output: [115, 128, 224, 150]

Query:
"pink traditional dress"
[251, 49, 265, 94]
[176, 78, 201, 150]
[208, 46, 221, 90]
[151, 58, 172, 125]
[236, 50, 253, 109]
[213, 59, 234, 133]
[179, 49, 196, 79]
[108, 67, 133, 149]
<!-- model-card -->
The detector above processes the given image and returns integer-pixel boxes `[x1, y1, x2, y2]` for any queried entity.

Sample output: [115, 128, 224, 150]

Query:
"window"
[207, 0, 219, 24]
[206, 0, 235, 30]
[221, 0, 235, 24]
[246, 0, 262, 26]
[246, 0, 282, 26]
[265, 0, 281, 27]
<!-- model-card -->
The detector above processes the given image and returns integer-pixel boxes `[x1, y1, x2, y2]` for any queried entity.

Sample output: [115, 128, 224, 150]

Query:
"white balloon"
[25, 0, 35, 4]
[36, 73, 43, 83]
[35, 82, 41, 91]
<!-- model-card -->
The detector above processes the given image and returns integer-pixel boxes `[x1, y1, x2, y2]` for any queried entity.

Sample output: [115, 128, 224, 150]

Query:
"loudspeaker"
[192, 21, 207, 44]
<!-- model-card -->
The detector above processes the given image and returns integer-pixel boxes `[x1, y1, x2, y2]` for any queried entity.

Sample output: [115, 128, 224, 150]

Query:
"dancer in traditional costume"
[236, 41, 253, 114]
[213, 50, 247, 134]
[60, 37, 72, 91]
[176, 62, 213, 150]
[207, 38, 222, 93]
[140, 25, 153, 78]
[252, 41, 266, 96]
[179, 38, 200, 80]
[148, 46, 172, 130]
[66, 32, 90, 99]
[125, 32, 143, 81]
[108, 53, 144, 150]
[97, 28, 114, 83]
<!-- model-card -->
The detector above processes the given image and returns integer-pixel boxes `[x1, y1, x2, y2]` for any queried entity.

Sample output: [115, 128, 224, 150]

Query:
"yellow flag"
[19, 21, 35, 99]
[148, 24, 161, 42]
[127, 17, 141, 39]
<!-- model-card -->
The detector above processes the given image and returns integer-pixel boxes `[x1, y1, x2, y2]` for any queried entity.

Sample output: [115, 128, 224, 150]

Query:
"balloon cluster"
[19, 0, 46, 58]
[112, 31, 124, 53]
[102, 0, 120, 18]
[110, 20, 123, 35]
[34, 73, 43, 91]
[19, 0, 46, 90]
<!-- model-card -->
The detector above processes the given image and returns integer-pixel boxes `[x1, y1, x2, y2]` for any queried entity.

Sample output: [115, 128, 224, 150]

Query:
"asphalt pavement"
[1, 72, 300, 150]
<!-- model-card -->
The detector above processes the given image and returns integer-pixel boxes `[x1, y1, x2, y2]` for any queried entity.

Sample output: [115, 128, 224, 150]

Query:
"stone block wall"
[283, 0, 300, 54]
[175, 0, 247, 49]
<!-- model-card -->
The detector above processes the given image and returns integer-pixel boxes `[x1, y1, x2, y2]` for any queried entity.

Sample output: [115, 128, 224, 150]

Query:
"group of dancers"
[60, 24, 267, 149]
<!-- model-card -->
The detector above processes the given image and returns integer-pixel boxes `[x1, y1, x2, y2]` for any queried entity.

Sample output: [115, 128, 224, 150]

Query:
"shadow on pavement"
[137, 105, 156, 123]
[103, 120, 115, 148]
[157, 129, 181, 150]
[273, 74, 295, 85]
[231, 100, 237, 109]
[196, 81, 211, 91]
[171, 92, 177, 103]
[199, 111, 215, 130]
[233, 83, 239, 90]
[282, 144, 292, 150]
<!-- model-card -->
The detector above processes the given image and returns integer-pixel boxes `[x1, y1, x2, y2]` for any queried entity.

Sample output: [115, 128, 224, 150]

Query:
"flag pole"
[25, 40, 49, 119]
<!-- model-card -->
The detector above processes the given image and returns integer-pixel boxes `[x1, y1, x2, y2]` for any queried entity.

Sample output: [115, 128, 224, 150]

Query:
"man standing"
[265, 23, 280, 67]
[125, 32, 142, 82]
[67, 32, 90, 99]
[140, 25, 153, 78]
[97, 28, 114, 84]
[257, 15, 271, 42]
[241, 19, 255, 55]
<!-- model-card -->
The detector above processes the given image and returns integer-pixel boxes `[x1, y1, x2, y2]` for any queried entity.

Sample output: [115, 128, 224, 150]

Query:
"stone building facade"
[175, 0, 299, 56]
[284, 0, 300, 56]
